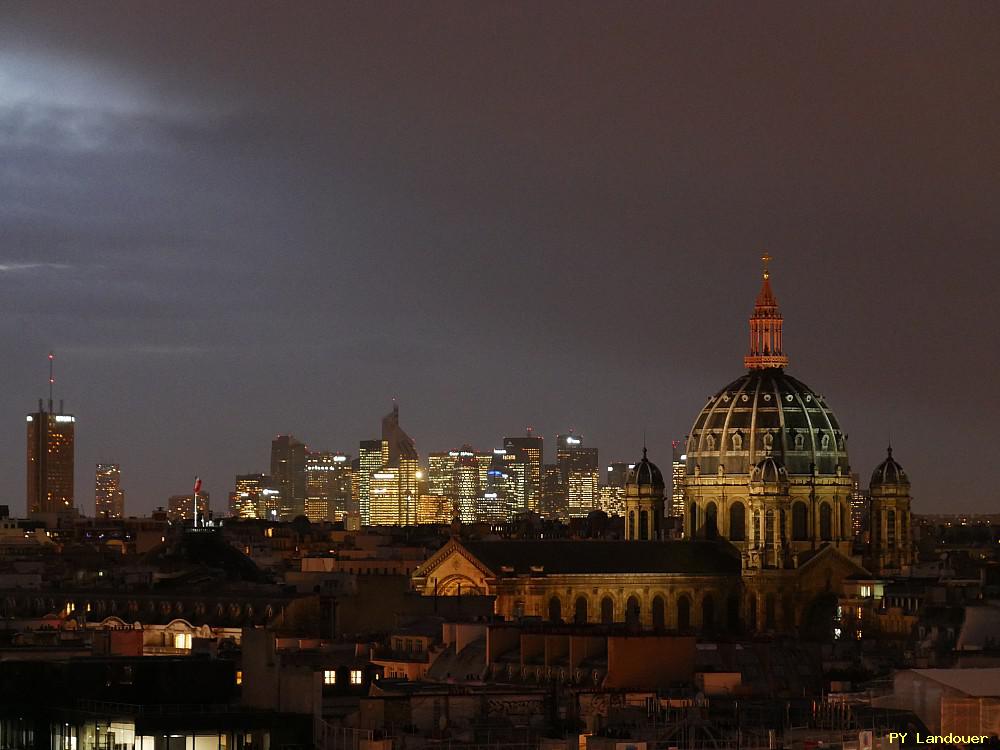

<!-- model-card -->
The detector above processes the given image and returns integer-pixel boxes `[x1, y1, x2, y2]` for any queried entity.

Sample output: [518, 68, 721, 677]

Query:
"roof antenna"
[47, 352, 54, 412]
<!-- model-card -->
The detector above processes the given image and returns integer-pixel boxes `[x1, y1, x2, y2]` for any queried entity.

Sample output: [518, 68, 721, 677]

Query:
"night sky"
[0, 2, 997, 515]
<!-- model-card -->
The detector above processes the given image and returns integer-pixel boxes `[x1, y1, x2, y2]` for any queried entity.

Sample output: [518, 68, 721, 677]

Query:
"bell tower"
[624, 447, 665, 541]
[868, 446, 913, 574]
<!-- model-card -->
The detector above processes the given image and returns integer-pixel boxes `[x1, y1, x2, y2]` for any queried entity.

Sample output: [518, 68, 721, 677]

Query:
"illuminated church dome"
[685, 254, 850, 479]
[627, 447, 665, 489]
[871, 446, 908, 488]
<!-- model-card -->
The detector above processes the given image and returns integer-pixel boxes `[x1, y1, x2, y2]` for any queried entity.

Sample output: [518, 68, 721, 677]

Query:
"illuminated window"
[324, 670, 336, 685]
[173, 632, 192, 649]
[236, 670, 243, 686]
[350, 670, 362, 685]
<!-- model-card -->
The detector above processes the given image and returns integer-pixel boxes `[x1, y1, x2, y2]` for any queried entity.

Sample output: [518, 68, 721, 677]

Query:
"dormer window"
[820, 433, 830, 450]
[705, 434, 716, 450]
[731, 433, 743, 450]
[762, 433, 773, 451]
[794, 433, 805, 450]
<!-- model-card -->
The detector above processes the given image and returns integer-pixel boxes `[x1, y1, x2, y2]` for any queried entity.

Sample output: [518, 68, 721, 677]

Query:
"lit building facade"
[369, 469, 402, 526]
[27, 400, 76, 517]
[94, 463, 124, 519]
[270, 435, 306, 520]
[556, 433, 599, 518]
[230, 473, 281, 519]
[305, 452, 352, 522]
[453, 449, 479, 523]
[167, 492, 210, 523]
[671, 440, 686, 526]
[502, 430, 543, 512]
[357, 439, 384, 525]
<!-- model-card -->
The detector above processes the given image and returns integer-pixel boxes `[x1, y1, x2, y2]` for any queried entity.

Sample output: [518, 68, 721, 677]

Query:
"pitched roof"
[458, 539, 740, 576]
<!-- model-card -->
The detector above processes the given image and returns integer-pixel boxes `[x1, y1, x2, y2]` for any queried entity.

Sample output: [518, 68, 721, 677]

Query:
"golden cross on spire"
[761, 251, 772, 280]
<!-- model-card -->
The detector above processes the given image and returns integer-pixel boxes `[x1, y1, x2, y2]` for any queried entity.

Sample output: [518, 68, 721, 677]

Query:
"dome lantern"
[744, 252, 789, 370]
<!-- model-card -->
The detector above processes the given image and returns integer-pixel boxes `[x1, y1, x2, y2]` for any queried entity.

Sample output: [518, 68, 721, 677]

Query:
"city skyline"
[0, 253, 972, 516]
[0, 4, 997, 513]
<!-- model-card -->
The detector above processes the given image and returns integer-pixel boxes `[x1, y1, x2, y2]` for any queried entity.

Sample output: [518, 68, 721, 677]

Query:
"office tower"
[427, 452, 456, 498]
[599, 462, 631, 516]
[850, 472, 870, 539]
[370, 468, 400, 525]
[357, 440, 384, 525]
[417, 493, 453, 524]
[27, 396, 76, 517]
[381, 404, 419, 525]
[556, 432, 599, 517]
[167, 492, 209, 523]
[270, 435, 306, 520]
[671, 440, 687, 525]
[94, 463, 124, 519]
[482, 450, 515, 522]
[304, 452, 352, 522]
[607, 462, 631, 488]
[502, 429, 543, 512]
[567, 468, 599, 517]
[453, 448, 479, 523]
[230, 473, 280, 519]
[540, 463, 566, 519]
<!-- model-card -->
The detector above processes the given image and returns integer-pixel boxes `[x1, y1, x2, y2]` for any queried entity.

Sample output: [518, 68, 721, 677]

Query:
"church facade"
[412, 256, 913, 636]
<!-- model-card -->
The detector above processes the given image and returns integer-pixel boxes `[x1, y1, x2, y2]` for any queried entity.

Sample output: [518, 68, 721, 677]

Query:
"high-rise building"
[230, 473, 281, 519]
[671, 440, 687, 525]
[540, 463, 566, 518]
[167, 492, 210, 523]
[370, 468, 401, 525]
[27, 398, 76, 517]
[502, 430, 543, 512]
[599, 461, 632, 517]
[607, 462, 632, 488]
[357, 440, 384, 525]
[427, 452, 456, 498]
[271, 435, 307, 520]
[381, 404, 420, 525]
[453, 448, 480, 523]
[556, 433, 599, 517]
[482, 450, 516, 522]
[850, 472, 870, 539]
[94, 463, 124, 519]
[305, 452, 352, 522]
[416, 493, 453, 524]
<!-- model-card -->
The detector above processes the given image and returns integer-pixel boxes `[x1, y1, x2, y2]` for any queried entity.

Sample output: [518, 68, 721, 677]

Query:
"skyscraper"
[369, 468, 401, 525]
[453, 448, 479, 523]
[230, 473, 281, 519]
[671, 440, 687, 526]
[502, 429, 543, 512]
[168, 492, 210, 523]
[94, 463, 124, 519]
[599, 461, 632, 516]
[305, 452, 352, 522]
[270, 435, 307, 520]
[27, 397, 76, 518]
[381, 404, 420, 525]
[556, 432, 599, 518]
[357, 439, 384, 525]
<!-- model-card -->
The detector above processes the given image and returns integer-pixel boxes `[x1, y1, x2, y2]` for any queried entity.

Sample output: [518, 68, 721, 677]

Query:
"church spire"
[743, 251, 789, 370]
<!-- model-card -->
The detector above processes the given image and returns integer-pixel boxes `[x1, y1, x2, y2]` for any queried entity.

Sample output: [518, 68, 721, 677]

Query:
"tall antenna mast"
[48, 352, 54, 412]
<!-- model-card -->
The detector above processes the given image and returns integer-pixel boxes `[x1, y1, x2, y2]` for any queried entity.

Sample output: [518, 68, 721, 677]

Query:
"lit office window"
[324, 670, 336, 685]
[350, 670, 362, 685]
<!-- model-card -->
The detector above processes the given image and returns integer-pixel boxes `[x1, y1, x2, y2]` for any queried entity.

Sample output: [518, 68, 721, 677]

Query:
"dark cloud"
[0, 2, 995, 512]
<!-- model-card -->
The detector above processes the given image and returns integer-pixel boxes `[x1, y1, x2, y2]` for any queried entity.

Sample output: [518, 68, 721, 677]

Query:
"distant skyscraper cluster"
[19, 358, 640, 527]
